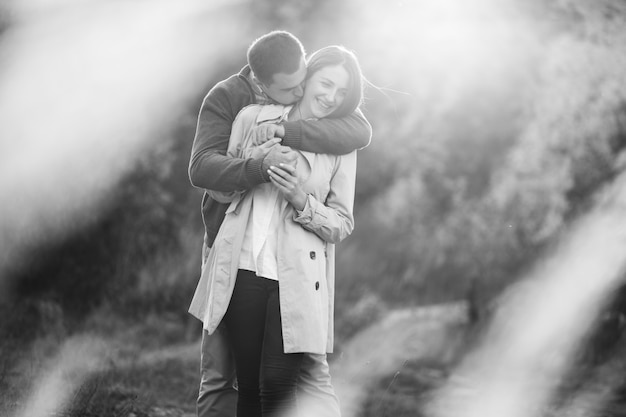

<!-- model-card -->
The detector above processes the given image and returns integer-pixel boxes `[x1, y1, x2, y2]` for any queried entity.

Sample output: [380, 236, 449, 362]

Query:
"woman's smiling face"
[300, 64, 350, 119]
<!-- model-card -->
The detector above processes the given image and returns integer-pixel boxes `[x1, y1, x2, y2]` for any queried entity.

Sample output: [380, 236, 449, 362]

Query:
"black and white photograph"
[1, 0, 626, 416]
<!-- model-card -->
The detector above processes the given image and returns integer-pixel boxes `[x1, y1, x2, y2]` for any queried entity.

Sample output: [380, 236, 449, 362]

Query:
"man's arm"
[280, 108, 372, 155]
[188, 81, 267, 192]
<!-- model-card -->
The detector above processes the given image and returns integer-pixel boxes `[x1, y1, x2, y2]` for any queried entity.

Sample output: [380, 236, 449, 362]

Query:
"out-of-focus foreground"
[1, 0, 626, 416]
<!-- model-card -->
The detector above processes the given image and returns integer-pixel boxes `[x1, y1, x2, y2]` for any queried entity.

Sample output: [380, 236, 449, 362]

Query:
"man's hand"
[251, 124, 285, 145]
[261, 145, 298, 173]
[247, 138, 281, 159]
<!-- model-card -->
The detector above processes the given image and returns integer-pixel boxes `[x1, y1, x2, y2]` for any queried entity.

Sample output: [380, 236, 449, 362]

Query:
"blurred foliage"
[9, 113, 203, 324]
[335, 0, 626, 316]
[361, 361, 446, 417]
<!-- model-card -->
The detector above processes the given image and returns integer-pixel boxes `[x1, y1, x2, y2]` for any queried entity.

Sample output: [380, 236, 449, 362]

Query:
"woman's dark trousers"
[224, 269, 304, 417]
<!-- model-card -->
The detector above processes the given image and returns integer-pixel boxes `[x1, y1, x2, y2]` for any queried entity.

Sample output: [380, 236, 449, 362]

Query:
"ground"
[0, 308, 201, 417]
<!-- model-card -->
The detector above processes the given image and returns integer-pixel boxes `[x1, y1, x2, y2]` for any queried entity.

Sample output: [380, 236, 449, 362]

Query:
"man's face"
[260, 58, 307, 105]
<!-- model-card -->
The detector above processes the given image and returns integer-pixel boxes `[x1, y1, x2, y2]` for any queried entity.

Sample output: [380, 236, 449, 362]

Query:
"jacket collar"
[256, 104, 292, 124]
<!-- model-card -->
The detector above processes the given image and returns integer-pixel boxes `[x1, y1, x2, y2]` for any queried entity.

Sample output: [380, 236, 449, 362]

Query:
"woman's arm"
[268, 152, 357, 244]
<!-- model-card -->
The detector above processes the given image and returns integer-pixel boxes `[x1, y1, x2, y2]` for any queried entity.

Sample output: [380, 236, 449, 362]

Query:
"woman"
[189, 45, 365, 417]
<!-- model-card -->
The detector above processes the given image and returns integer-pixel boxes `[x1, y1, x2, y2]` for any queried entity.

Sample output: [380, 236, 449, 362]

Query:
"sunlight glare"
[13, 336, 108, 417]
[428, 174, 626, 417]
[0, 0, 246, 284]
[353, 0, 538, 107]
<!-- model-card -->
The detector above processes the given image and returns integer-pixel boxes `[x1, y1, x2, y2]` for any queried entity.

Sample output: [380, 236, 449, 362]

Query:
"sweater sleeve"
[188, 79, 267, 192]
[280, 108, 371, 155]
[205, 105, 263, 203]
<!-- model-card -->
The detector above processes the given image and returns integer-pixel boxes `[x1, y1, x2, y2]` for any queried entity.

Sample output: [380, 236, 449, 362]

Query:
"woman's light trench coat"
[188, 104, 357, 354]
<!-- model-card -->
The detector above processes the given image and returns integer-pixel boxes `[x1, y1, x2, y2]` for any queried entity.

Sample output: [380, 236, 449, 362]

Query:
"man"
[188, 30, 371, 417]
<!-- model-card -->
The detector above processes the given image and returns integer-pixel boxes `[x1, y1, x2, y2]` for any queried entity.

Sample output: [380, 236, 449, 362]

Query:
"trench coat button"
[315, 281, 320, 290]
[310, 251, 316, 260]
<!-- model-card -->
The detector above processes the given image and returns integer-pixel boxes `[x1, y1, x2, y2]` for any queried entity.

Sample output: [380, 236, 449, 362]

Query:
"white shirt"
[238, 183, 282, 280]
[238, 152, 311, 280]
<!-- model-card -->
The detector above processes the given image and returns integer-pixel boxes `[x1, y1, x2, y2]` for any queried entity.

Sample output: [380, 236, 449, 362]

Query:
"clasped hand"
[250, 124, 305, 209]
[247, 123, 286, 159]
[267, 163, 307, 211]
[248, 137, 282, 159]
[251, 124, 285, 145]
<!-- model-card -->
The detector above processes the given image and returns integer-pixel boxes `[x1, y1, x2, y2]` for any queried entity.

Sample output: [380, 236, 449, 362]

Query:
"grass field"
[3, 301, 625, 417]
[1, 306, 201, 417]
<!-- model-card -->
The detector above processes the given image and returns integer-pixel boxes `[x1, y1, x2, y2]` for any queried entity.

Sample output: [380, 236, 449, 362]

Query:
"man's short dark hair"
[247, 31, 305, 85]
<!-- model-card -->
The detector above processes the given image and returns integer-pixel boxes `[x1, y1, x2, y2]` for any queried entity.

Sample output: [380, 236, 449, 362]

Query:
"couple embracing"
[188, 30, 371, 417]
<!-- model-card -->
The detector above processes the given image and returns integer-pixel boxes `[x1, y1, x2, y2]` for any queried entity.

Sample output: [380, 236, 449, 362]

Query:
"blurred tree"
[10, 117, 202, 322]
[337, 0, 626, 318]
